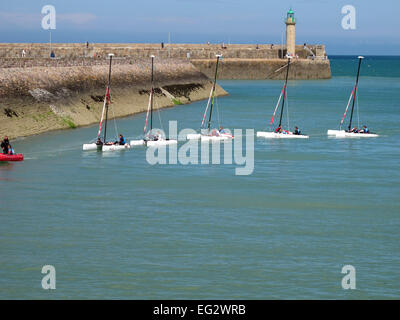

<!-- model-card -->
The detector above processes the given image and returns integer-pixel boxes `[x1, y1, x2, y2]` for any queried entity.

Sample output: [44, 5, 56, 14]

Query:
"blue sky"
[0, 0, 399, 54]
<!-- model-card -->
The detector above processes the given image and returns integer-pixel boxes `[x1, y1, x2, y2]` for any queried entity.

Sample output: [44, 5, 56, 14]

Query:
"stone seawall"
[192, 58, 331, 80]
[0, 58, 227, 139]
[0, 43, 327, 60]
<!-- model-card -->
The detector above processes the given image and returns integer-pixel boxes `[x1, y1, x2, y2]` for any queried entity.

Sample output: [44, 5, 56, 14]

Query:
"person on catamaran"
[211, 129, 219, 136]
[275, 125, 282, 133]
[96, 137, 103, 146]
[276, 126, 289, 134]
[293, 126, 301, 135]
[1, 136, 12, 155]
[349, 126, 359, 133]
[359, 125, 369, 134]
[219, 126, 226, 134]
[145, 131, 159, 141]
[115, 134, 126, 145]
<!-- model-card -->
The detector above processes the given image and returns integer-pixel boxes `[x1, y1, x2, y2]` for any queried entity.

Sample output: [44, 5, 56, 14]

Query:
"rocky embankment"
[0, 57, 227, 139]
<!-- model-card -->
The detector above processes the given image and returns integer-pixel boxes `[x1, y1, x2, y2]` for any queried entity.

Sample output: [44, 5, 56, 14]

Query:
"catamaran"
[130, 55, 177, 147]
[257, 56, 309, 139]
[186, 54, 234, 141]
[83, 54, 131, 151]
[327, 56, 378, 138]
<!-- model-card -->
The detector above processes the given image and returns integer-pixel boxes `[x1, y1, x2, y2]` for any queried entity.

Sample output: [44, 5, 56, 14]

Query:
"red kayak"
[0, 153, 24, 162]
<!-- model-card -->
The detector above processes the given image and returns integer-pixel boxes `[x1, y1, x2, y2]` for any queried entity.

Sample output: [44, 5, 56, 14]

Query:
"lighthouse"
[285, 8, 296, 57]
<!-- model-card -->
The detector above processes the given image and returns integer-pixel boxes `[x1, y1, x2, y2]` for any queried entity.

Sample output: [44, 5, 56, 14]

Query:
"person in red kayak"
[1, 136, 12, 154]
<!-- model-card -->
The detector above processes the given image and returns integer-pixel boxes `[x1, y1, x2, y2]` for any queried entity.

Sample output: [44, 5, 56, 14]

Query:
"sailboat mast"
[150, 55, 155, 132]
[348, 56, 364, 131]
[278, 57, 291, 127]
[103, 53, 113, 143]
[207, 55, 221, 130]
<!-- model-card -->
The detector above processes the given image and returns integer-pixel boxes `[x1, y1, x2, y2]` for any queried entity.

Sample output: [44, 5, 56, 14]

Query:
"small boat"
[327, 56, 378, 138]
[130, 55, 177, 147]
[326, 130, 378, 138]
[83, 53, 131, 151]
[256, 131, 309, 139]
[257, 56, 309, 139]
[0, 153, 24, 162]
[186, 54, 234, 142]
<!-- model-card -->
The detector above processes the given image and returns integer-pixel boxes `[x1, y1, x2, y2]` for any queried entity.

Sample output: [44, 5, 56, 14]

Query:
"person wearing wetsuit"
[275, 125, 282, 133]
[1, 136, 11, 154]
[293, 126, 301, 135]
[96, 137, 103, 146]
[360, 125, 369, 134]
[118, 134, 126, 145]
[349, 127, 359, 133]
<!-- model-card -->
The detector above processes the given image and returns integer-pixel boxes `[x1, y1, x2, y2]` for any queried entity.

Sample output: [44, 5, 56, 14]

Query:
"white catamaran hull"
[187, 133, 233, 141]
[186, 133, 202, 140]
[327, 130, 379, 138]
[130, 139, 146, 146]
[83, 143, 100, 151]
[82, 143, 130, 151]
[102, 144, 131, 151]
[130, 139, 178, 147]
[146, 139, 178, 147]
[200, 133, 234, 142]
[257, 131, 309, 139]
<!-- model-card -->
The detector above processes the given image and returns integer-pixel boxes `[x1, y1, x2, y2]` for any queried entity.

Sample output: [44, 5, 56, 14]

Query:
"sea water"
[1, 56, 399, 299]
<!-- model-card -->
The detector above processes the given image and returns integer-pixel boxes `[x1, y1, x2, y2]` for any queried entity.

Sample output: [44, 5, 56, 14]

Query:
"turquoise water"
[1, 56, 400, 299]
